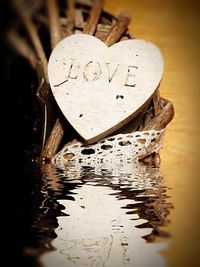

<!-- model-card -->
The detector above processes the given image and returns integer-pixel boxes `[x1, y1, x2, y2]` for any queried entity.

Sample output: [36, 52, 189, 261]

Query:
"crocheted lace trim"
[52, 130, 164, 172]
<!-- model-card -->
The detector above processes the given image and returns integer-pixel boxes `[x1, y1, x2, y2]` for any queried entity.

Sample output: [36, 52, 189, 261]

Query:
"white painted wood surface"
[48, 34, 164, 143]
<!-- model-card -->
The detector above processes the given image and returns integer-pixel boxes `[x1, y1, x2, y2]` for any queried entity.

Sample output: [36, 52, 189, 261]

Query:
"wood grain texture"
[46, 0, 62, 48]
[66, 0, 75, 35]
[143, 100, 174, 131]
[104, 13, 131, 46]
[41, 119, 64, 161]
[42, 0, 64, 159]
[83, 0, 103, 35]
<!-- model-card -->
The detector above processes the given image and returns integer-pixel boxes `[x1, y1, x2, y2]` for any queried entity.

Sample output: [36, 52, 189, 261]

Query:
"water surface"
[23, 162, 172, 267]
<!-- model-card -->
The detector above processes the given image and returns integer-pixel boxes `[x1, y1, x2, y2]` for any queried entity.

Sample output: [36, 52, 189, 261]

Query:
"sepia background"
[1, 0, 199, 266]
[103, 0, 200, 266]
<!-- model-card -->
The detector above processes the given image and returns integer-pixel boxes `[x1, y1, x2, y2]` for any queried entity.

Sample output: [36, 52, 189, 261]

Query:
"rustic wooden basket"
[8, 0, 174, 167]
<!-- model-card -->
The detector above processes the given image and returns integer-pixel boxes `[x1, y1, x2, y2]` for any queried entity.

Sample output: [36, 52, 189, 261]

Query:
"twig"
[42, 0, 65, 160]
[41, 119, 64, 162]
[11, 0, 48, 81]
[66, 0, 75, 35]
[152, 88, 161, 115]
[83, 0, 103, 35]
[104, 12, 131, 46]
[6, 28, 37, 69]
[46, 0, 62, 48]
[143, 102, 153, 128]
[143, 100, 174, 131]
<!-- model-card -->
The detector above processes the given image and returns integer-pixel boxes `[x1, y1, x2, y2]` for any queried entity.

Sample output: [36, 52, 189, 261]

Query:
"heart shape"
[48, 34, 164, 144]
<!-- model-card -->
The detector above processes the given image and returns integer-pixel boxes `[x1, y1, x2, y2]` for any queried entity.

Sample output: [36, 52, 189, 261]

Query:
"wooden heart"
[48, 34, 164, 144]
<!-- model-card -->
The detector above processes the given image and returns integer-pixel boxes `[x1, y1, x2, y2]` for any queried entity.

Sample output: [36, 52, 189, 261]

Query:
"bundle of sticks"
[7, 0, 174, 167]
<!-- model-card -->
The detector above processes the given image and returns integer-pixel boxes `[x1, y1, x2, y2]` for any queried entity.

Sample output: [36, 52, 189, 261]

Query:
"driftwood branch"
[83, 0, 103, 35]
[142, 88, 162, 129]
[41, 119, 64, 162]
[143, 100, 174, 131]
[41, 0, 65, 160]
[46, 0, 62, 48]
[152, 88, 161, 115]
[141, 98, 174, 167]
[104, 13, 131, 46]
[66, 0, 75, 35]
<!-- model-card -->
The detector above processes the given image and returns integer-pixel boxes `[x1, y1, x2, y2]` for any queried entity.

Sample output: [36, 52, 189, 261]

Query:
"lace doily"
[52, 130, 164, 172]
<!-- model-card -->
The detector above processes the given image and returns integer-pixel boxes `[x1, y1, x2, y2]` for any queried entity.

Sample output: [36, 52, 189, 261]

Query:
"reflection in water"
[35, 162, 173, 267]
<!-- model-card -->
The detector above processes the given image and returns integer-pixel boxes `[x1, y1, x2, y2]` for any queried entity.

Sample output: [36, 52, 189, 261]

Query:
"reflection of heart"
[48, 34, 164, 144]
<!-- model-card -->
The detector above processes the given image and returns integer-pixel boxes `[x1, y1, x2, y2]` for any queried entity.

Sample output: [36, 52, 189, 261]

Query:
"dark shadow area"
[0, 2, 42, 266]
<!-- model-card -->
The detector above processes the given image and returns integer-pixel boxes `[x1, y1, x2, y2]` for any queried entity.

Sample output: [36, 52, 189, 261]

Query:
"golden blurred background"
[104, 0, 200, 266]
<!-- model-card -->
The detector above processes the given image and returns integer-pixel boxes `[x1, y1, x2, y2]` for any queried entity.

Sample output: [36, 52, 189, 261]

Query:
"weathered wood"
[143, 89, 162, 129]
[104, 13, 131, 46]
[95, 30, 109, 41]
[41, 119, 64, 161]
[153, 88, 161, 115]
[96, 23, 112, 33]
[11, 0, 48, 81]
[75, 9, 85, 28]
[46, 0, 62, 48]
[66, 0, 75, 35]
[41, 0, 65, 160]
[143, 105, 153, 128]
[101, 15, 114, 26]
[60, 17, 112, 34]
[83, 0, 103, 35]
[143, 100, 174, 131]
[6, 29, 37, 69]
[48, 34, 164, 144]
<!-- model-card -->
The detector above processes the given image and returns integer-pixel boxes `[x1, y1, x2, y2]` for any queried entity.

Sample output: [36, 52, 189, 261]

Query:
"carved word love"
[48, 34, 164, 143]
[53, 59, 138, 88]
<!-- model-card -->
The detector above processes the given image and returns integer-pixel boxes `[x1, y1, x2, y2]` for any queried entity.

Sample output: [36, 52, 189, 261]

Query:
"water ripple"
[36, 162, 173, 267]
